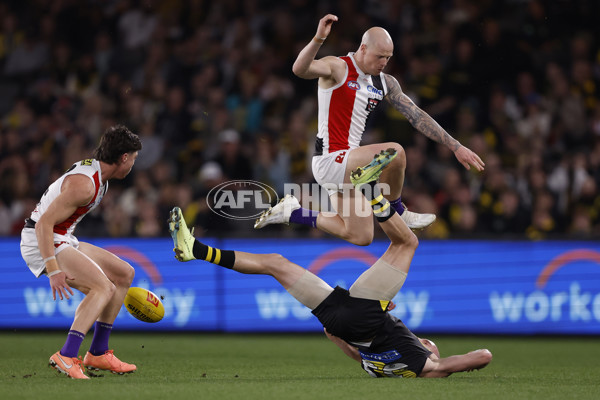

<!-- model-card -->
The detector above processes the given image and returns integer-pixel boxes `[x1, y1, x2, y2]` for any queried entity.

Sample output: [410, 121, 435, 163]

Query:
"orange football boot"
[49, 351, 90, 379]
[83, 350, 137, 374]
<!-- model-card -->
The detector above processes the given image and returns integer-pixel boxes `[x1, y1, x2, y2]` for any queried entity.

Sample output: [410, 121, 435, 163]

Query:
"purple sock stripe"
[290, 207, 318, 228]
[60, 330, 85, 358]
[89, 321, 113, 356]
[389, 197, 405, 215]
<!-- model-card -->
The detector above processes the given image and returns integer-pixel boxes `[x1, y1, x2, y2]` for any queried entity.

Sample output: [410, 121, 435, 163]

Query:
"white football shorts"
[312, 148, 354, 196]
[20, 227, 79, 278]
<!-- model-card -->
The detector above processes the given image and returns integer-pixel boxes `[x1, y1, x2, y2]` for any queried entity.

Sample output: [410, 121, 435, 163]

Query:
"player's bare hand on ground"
[316, 14, 338, 38]
[454, 146, 485, 172]
[49, 272, 74, 300]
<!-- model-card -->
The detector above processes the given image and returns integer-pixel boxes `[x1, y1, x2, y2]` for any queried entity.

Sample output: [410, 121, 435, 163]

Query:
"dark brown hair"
[93, 125, 142, 164]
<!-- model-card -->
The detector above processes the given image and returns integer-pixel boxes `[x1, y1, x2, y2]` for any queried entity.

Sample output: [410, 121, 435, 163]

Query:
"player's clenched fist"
[316, 14, 338, 39]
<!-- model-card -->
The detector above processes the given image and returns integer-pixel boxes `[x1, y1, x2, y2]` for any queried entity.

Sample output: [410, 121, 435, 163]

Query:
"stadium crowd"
[1, 0, 599, 240]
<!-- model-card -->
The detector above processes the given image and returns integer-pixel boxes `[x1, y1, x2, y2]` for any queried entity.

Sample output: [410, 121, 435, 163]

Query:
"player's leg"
[255, 147, 397, 245]
[77, 242, 136, 374]
[78, 243, 134, 325]
[169, 207, 333, 309]
[255, 144, 433, 238]
[347, 143, 435, 229]
[255, 183, 376, 246]
[55, 246, 117, 337]
[348, 212, 418, 300]
[315, 189, 375, 246]
[344, 142, 405, 195]
[49, 246, 117, 379]
[315, 146, 402, 244]
[231, 251, 333, 309]
[348, 164, 420, 301]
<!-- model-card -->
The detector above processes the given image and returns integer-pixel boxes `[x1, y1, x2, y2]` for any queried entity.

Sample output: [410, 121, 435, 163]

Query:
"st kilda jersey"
[29, 159, 108, 236]
[316, 52, 388, 154]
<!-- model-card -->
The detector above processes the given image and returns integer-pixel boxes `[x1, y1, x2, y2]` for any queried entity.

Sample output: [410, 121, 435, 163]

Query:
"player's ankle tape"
[373, 200, 396, 222]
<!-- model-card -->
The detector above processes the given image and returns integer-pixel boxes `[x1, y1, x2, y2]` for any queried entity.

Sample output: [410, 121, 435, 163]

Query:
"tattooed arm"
[384, 74, 485, 171]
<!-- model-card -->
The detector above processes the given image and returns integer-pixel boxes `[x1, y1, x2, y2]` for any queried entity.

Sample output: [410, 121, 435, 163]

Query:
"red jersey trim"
[53, 172, 101, 235]
[327, 56, 357, 153]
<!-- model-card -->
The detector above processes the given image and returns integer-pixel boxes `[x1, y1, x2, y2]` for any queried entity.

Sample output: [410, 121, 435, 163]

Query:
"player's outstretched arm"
[383, 74, 485, 172]
[324, 329, 362, 363]
[420, 349, 492, 378]
[292, 14, 339, 80]
[36, 175, 93, 300]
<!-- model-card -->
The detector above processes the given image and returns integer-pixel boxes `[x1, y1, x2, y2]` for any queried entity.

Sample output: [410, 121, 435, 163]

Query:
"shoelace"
[73, 356, 86, 374]
[103, 350, 118, 365]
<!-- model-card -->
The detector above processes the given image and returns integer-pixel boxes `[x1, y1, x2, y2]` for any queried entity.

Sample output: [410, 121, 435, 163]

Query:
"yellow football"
[124, 287, 165, 323]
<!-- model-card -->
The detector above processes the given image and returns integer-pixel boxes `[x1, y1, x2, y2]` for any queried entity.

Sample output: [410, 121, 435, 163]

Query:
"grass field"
[1, 332, 598, 400]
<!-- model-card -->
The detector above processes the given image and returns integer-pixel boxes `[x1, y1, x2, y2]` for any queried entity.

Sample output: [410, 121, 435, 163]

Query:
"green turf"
[0, 332, 598, 400]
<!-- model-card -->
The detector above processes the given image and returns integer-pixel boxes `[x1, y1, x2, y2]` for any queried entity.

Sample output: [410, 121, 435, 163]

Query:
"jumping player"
[20, 125, 142, 379]
[173, 156, 492, 378]
[255, 14, 484, 246]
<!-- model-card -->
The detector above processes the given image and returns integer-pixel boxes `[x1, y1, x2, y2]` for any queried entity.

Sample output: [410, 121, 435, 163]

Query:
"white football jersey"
[316, 52, 388, 154]
[30, 159, 108, 236]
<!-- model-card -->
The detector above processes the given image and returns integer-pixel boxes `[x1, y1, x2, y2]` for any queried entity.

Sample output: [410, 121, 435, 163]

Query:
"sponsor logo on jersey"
[367, 85, 383, 97]
[347, 81, 360, 90]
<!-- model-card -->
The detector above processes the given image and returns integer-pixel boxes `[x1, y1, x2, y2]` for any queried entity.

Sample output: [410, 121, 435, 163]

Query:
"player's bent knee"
[122, 263, 135, 285]
[350, 236, 373, 247]
[392, 229, 418, 250]
[112, 261, 135, 286]
[263, 253, 290, 271]
[345, 231, 373, 246]
[407, 232, 419, 250]
[90, 277, 116, 298]
[105, 281, 117, 297]
[384, 143, 405, 162]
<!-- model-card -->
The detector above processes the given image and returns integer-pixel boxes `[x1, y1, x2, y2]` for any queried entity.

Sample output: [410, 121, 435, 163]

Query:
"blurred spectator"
[188, 161, 233, 234]
[226, 68, 264, 135]
[253, 132, 290, 195]
[135, 121, 164, 170]
[526, 190, 560, 240]
[155, 85, 192, 160]
[0, 12, 24, 65]
[134, 197, 161, 237]
[115, 0, 158, 79]
[213, 129, 252, 181]
[3, 30, 48, 78]
[488, 189, 531, 235]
